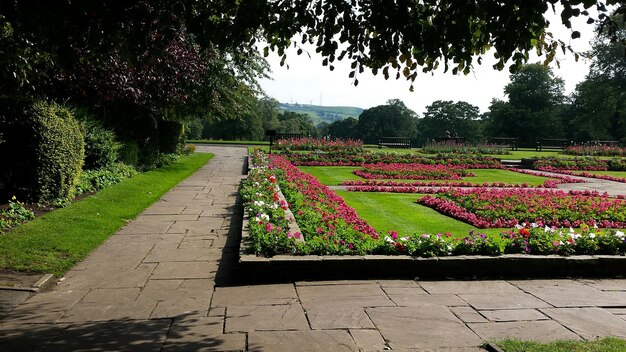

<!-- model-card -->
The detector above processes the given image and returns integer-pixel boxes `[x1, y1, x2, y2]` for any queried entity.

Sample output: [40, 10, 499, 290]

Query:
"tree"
[419, 100, 483, 145]
[328, 118, 358, 139]
[278, 112, 317, 136]
[1, 1, 622, 95]
[356, 99, 418, 144]
[485, 64, 566, 146]
[569, 14, 626, 142]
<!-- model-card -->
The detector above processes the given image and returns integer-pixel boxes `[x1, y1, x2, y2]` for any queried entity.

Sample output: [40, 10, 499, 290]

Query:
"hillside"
[278, 103, 363, 125]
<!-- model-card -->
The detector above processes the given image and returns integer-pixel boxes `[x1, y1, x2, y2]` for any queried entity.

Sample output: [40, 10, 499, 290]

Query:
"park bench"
[378, 137, 411, 149]
[265, 130, 304, 153]
[536, 138, 572, 151]
[488, 137, 518, 151]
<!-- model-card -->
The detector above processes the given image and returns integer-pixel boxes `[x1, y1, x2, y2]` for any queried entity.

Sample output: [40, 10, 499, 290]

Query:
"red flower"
[520, 228, 531, 237]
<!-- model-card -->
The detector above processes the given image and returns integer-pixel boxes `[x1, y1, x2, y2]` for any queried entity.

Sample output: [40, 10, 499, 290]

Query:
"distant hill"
[278, 103, 363, 125]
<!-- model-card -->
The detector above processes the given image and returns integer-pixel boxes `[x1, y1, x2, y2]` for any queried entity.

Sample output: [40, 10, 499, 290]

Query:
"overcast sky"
[259, 8, 598, 115]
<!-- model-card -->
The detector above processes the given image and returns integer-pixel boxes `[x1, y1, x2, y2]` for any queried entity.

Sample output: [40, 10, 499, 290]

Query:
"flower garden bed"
[282, 152, 502, 167]
[418, 188, 626, 228]
[239, 150, 626, 280]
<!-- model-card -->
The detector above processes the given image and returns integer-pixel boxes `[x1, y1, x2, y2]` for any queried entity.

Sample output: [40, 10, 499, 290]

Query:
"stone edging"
[0, 274, 55, 292]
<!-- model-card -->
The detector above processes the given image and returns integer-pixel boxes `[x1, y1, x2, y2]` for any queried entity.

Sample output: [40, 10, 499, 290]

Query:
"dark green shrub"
[75, 163, 138, 195]
[158, 120, 184, 153]
[118, 141, 140, 166]
[82, 121, 121, 170]
[0, 99, 84, 202]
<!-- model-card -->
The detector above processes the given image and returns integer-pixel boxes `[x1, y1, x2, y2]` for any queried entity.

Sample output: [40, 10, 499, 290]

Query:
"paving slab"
[163, 333, 246, 352]
[541, 307, 626, 339]
[143, 243, 216, 262]
[3, 289, 89, 324]
[479, 309, 549, 322]
[511, 279, 626, 307]
[367, 306, 482, 349]
[138, 279, 212, 318]
[151, 261, 218, 280]
[305, 305, 375, 329]
[451, 306, 488, 323]
[419, 280, 522, 294]
[225, 304, 308, 332]
[468, 320, 581, 342]
[349, 329, 388, 351]
[297, 283, 394, 307]
[459, 293, 552, 310]
[579, 279, 626, 291]
[211, 284, 298, 307]
[248, 330, 359, 352]
[46, 319, 172, 352]
[386, 289, 467, 307]
[0, 322, 69, 352]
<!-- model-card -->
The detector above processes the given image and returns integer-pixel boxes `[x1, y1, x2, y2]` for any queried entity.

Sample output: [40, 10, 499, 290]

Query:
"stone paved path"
[1, 145, 626, 351]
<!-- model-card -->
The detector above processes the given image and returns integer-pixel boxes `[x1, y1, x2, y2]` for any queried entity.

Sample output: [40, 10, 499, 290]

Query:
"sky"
[259, 8, 598, 115]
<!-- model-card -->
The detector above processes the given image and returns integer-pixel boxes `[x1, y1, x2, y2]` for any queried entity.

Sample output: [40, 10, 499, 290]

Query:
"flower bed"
[344, 179, 558, 188]
[283, 152, 502, 168]
[353, 163, 473, 180]
[422, 140, 511, 155]
[275, 137, 364, 153]
[242, 150, 626, 257]
[537, 166, 626, 184]
[564, 144, 626, 157]
[418, 188, 626, 229]
[532, 157, 608, 171]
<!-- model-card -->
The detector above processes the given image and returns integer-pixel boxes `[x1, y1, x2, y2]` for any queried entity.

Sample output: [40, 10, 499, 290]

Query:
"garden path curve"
[1, 145, 625, 351]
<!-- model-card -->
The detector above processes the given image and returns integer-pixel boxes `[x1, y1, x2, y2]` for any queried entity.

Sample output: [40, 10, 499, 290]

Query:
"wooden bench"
[488, 137, 518, 151]
[378, 137, 411, 149]
[265, 130, 304, 153]
[536, 138, 571, 151]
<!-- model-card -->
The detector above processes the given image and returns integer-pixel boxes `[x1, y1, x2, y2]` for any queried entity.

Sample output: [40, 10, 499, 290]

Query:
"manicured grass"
[298, 166, 362, 185]
[492, 337, 626, 352]
[0, 153, 214, 276]
[299, 166, 554, 186]
[336, 191, 504, 237]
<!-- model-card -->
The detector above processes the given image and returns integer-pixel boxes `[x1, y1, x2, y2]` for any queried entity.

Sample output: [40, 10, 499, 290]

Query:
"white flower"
[384, 236, 394, 243]
[259, 213, 270, 221]
[593, 223, 599, 229]
[569, 227, 575, 233]
[270, 203, 279, 210]
[615, 231, 625, 239]
[544, 226, 555, 233]
[589, 233, 596, 239]
[531, 222, 539, 228]
[253, 182, 260, 187]
[514, 224, 523, 230]
[253, 200, 265, 207]
[569, 233, 581, 239]
[400, 236, 409, 241]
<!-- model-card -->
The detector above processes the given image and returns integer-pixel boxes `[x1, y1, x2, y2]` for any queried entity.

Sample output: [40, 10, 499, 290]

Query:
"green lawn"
[0, 153, 213, 276]
[336, 191, 504, 237]
[299, 166, 554, 186]
[493, 337, 626, 352]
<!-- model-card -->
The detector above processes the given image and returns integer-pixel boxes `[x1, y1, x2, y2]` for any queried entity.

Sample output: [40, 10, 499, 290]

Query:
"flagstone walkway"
[1, 145, 626, 351]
